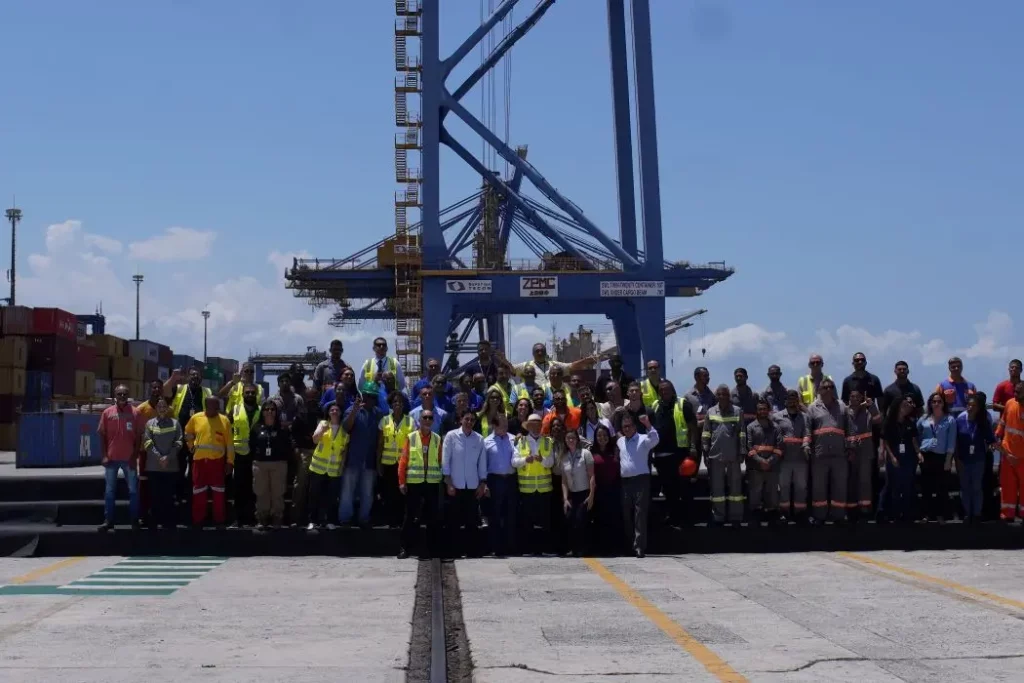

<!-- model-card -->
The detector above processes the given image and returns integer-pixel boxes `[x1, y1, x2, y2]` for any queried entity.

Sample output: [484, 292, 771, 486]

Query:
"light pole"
[201, 310, 210, 363]
[132, 273, 144, 340]
[5, 205, 21, 306]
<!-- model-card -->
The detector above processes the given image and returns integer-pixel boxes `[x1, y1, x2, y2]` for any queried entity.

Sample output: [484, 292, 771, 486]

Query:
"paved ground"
[2, 551, 1023, 682]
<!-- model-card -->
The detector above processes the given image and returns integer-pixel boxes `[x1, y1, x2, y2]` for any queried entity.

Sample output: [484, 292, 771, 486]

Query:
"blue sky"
[1, 0, 1021, 393]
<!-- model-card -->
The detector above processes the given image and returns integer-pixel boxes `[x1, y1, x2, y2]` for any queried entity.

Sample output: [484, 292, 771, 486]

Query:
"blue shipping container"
[61, 412, 102, 467]
[25, 371, 54, 400]
[16, 413, 63, 468]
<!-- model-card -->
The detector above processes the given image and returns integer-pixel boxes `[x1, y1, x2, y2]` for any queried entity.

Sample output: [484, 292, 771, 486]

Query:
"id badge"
[190, 409, 196, 417]
[266, 447, 273, 457]
[126, 422, 133, 432]
[899, 443, 906, 454]
[970, 445, 975, 455]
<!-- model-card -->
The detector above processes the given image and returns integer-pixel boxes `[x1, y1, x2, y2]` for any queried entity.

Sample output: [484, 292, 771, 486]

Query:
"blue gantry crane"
[286, 0, 733, 378]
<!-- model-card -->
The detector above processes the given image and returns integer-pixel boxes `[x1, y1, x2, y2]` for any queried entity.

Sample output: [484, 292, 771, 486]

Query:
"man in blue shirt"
[340, 382, 384, 528]
[483, 414, 517, 556]
[442, 412, 487, 557]
[411, 358, 443, 401]
[411, 385, 448, 434]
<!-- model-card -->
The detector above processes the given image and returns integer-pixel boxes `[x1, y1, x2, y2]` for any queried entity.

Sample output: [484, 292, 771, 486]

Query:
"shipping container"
[31, 307, 77, 340]
[88, 334, 126, 357]
[25, 371, 54, 400]
[0, 336, 27, 368]
[0, 394, 23, 422]
[74, 370, 96, 398]
[201, 379, 218, 392]
[202, 366, 224, 384]
[61, 412, 102, 466]
[0, 424, 17, 451]
[157, 366, 170, 381]
[157, 344, 173, 367]
[112, 356, 143, 381]
[172, 354, 197, 371]
[1, 305, 31, 336]
[128, 339, 160, 363]
[143, 360, 158, 382]
[94, 356, 113, 380]
[75, 340, 96, 372]
[15, 413, 62, 467]
[0, 368, 26, 396]
[132, 381, 146, 401]
[94, 378, 112, 398]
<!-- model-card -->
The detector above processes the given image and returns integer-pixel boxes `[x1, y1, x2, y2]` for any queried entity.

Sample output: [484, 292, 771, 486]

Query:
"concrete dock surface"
[2, 550, 1023, 682]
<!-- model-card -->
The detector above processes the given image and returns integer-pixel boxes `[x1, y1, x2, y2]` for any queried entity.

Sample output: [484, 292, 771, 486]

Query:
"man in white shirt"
[442, 412, 487, 557]
[616, 413, 659, 558]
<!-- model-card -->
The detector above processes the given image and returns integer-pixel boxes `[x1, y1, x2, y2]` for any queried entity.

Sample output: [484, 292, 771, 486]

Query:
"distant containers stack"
[157, 343, 172, 382]
[26, 308, 78, 400]
[202, 365, 223, 392]
[74, 337, 96, 399]
[0, 336, 28, 450]
[89, 333, 125, 399]
[208, 356, 239, 377]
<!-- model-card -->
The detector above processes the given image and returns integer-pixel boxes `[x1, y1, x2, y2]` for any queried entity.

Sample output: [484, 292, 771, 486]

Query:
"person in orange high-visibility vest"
[995, 382, 1024, 521]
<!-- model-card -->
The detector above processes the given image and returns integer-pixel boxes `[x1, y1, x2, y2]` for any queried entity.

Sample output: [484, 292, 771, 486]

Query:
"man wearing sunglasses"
[97, 384, 144, 532]
[797, 354, 832, 407]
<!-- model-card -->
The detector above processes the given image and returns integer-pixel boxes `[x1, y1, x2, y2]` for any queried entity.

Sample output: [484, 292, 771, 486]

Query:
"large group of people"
[96, 337, 1024, 559]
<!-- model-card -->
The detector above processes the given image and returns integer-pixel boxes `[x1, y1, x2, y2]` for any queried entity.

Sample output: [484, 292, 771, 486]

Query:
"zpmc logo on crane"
[519, 276, 558, 298]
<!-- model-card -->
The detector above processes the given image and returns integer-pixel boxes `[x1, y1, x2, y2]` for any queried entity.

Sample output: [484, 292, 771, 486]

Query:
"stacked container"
[89, 333, 127, 399]
[74, 337, 96, 399]
[27, 308, 78, 399]
[202, 365, 223, 392]
[157, 344, 172, 382]
[0, 336, 28, 449]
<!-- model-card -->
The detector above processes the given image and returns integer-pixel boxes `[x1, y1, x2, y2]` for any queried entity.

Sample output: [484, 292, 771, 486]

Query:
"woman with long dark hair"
[589, 424, 621, 550]
[249, 400, 295, 530]
[560, 430, 595, 557]
[578, 397, 614, 444]
[955, 392, 997, 524]
[879, 396, 920, 523]
[547, 416, 569, 555]
[917, 391, 957, 522]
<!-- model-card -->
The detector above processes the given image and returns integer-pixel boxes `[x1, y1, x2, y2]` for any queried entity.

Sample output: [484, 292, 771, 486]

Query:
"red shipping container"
[0, 394, 23, 423]
[26, 336, 76, 396]
[1, 305, 31, 336]
[31, 308, 77, 340]
[75, 342, 97, 372]
[157, 344, 173, 367]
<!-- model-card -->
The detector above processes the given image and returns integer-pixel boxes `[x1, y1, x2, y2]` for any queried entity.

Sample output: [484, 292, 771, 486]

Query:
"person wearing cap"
[513, 413, 555, 555]
[339, 381, 384, 528]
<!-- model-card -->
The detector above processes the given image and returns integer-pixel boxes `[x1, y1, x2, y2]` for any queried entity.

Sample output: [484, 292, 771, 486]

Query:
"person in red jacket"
[992, 360, 1022, 414]
[995, 382, 1024, 521]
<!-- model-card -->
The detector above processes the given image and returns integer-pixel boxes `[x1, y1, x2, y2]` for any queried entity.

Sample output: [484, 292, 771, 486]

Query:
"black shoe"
[634, 549, 645, 559]
[96, 522, 113, 533]
[131, 521, 141, 532]
[397, 549, 409, 559]
[358, 522, 372, 531]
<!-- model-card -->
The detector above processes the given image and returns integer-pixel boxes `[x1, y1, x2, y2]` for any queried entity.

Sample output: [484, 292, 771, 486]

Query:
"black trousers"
[592, 482, 622, 553]
[232, 454, 254, 525]
[520, 492, 551, 555]
[445, 488, 479, 557]
[487, 474, 518, 556]
[654, 453, 683, 524]
[983, 450, 999, 520]
[379, 463, 403, 527]
[402, 482, 441, 557]
[549, 474, 566, 554]
[306, 472, 341, 525]
[565, 490, 590, 555]
[148, 471, 178, 529]
[919, 452, 950, 519]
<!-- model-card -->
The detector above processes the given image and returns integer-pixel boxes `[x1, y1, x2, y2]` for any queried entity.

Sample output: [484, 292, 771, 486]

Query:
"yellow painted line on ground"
[8, 557, 86, 585]
[584, 558, 748, 683]
[838, 552, 1024, 612]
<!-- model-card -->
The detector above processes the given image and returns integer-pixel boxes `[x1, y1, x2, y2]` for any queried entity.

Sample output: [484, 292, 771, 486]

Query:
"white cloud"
[268, 250, 311, 274]
[83, 233, 123, 254]
[45, 220, 81, 251]
[128, 227, 216, 262]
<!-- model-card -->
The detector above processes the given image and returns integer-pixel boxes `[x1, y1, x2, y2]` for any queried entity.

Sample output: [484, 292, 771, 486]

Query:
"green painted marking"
[67, 580, 193, 586]
[0, 585, 176, 596]
[95, 568, 209, 574]
[0, 557, 227, 598]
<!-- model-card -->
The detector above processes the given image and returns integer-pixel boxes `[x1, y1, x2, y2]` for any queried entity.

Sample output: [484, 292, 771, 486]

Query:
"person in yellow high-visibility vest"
[307, 402, 348, 530]
[377, 392, 414, 528]
[220, 363, 264, 415]
[488, 365, 516, 416]
[640, 360, 663, 409]
[398, 409, 443, 559]
[513, 413, 554, 555]
[228, 384, 262, 527]
[797, 354, 832, 406]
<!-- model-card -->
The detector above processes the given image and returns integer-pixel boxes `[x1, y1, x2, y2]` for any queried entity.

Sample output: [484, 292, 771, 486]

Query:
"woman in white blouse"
[560, 429, 595, 557]
[578, 397, 614, 445]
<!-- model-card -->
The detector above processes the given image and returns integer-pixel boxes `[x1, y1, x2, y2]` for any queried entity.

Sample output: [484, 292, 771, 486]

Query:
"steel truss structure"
[286, 0, 733, 376]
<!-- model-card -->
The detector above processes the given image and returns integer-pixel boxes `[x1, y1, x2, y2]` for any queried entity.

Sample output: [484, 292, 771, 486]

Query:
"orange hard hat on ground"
[679, 458, 698, 477]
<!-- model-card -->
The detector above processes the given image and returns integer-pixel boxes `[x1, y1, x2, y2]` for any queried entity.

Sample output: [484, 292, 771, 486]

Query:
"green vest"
[641, 379, 659, 409]
[381, 414, 413, 466]
[652, 398, 689, 448]
[231, 403, 261, 455]
[407, 431, 441, 484]
[172, 385, 212, 420]
[226, 382, 263, 415]
[797, 374, 832, 405]
[310, 421, 347, 477]
[362, 356, 398, 384]
[516, 436, 553, 494]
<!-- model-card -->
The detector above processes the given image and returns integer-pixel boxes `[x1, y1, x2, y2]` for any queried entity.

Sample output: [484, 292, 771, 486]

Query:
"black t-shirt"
[650, 398, 696, 453]
[880, 380, 925, 419]
[883, 417, 918, 459]
[841, 372, 884, 403]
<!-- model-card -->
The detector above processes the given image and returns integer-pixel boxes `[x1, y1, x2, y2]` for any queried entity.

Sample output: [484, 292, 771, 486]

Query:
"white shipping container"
[94, 379, 112, 398]
[128, 340, 160, 363]
[157, 366, 170, 381]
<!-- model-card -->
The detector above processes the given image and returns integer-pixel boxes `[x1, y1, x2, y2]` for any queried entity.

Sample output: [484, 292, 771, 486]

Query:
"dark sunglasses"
[421, 415, 434, 421]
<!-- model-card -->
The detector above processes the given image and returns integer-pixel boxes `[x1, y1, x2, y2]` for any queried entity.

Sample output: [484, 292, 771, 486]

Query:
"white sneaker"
[326, 523, 337, 530]
[306, 523, 317, 531]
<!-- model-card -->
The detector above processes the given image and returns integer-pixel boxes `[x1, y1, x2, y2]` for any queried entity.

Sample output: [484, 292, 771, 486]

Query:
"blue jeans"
[959, 459, 985, 518]
[486, 474, 518, 555]
[104, 461, 139, 524]
[339, 468, 377, 524]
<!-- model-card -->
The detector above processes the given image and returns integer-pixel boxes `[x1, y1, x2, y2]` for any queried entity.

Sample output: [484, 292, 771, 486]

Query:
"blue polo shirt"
[342, 405, 384, 471]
